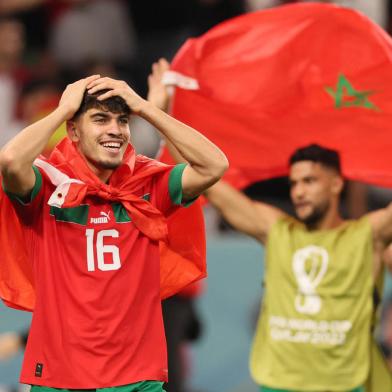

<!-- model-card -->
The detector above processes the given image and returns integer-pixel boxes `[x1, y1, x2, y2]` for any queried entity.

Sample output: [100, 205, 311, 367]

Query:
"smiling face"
[67, 108, 131, 181]
[289, 161, 343, 226]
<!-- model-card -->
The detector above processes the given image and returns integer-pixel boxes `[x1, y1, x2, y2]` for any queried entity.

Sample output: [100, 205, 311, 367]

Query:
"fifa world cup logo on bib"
[292, 245, 329, 315]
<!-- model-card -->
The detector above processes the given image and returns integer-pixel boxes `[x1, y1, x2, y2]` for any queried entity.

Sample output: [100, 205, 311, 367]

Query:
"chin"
[297, 215, 310, 224]
[98, 159, 122, 170]
[300, 211, 324, 227]
[295, 209, 311, 222]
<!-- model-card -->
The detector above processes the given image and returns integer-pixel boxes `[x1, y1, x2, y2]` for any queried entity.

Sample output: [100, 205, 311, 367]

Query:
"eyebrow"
[289, 175, 316, 184]
[90, 112, 129, 120]
[90, 112, 110, 119]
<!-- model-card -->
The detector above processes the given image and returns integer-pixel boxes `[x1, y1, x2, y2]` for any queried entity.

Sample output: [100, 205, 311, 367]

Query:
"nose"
[291, 183, 305, 201]
[107, 120, 121, 135]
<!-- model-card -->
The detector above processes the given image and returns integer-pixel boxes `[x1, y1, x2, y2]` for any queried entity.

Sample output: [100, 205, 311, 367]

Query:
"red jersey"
[6, 163, 187, 388]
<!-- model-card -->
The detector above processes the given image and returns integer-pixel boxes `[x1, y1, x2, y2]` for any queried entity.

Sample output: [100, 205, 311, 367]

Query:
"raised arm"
[0, 75, 100, 197]
[368, 202, 392, 251]
[366, 202, 392, 278]
[206, 182, 284, 244]
[87, 77, 229, 200]
[382, 243, 392, 275]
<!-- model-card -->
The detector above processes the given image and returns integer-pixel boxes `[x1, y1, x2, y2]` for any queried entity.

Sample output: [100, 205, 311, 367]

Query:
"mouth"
[294, 201, 311, 210]
[99, 140, 123, 154]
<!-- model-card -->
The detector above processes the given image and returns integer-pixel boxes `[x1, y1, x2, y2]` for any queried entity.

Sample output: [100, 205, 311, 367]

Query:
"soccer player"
[206, 146, 392, 392]
[0, 75, 228, 391]
[148, 58, 392, 392]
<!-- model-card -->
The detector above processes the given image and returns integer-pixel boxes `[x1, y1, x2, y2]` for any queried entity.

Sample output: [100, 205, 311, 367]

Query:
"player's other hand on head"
[59, 75, 101, 119]
[147, 58, 171, 112]
[87, 77, 147, 115]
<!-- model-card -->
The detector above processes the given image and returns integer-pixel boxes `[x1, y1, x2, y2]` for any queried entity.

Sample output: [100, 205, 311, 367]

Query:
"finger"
[86, 79, 107, 91]
[86, 77, 117, 90]
[151, 62, 159, 75]
[152, 65, 164, 83]
[149, 69, 159, 84]
[96, 89, 118, 101]
[84, 74, 101, 84]
[72, 75, 101, 90]
[158, 58, 170, 70]
[157, 59, 170, 76]
[87, 82, 117, 94]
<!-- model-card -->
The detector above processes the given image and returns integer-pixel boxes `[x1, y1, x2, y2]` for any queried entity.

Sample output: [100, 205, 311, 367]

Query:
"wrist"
[56, 104, 77, 120]
[147, 94, 170, 112]
[134, 100, 156, 117]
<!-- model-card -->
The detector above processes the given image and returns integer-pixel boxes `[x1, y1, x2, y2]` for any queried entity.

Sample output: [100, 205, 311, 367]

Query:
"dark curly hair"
[289, 144, 341, 174]
[72, 89, 131, 119]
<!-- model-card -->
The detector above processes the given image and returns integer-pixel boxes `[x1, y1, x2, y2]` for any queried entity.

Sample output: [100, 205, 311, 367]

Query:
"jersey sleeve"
[152, 163, 198, 217]
[2, 165, 46, 224]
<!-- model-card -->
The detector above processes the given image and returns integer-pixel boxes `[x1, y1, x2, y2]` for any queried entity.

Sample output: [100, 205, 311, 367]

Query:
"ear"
[66, 120, 79, 142]
[331, 175, 344, 196]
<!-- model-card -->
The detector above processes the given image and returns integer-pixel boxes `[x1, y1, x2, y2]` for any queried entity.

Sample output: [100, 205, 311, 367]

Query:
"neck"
[306, 207, 343, 231]
[91, 164, 113, 183]
[82, 156, 114, 184]
[75, 145, 115, 183]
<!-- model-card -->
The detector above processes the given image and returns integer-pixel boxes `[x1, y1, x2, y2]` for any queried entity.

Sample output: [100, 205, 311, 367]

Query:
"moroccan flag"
[163, 3, 392, 189]
[157, 147, 206, 298]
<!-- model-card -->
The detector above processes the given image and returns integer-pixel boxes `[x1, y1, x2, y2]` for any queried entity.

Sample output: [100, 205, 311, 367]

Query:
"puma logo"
[90, 211, 111, 224]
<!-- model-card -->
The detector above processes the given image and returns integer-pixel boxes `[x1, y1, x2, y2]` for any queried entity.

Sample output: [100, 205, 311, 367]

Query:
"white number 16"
[85, 229, 121, 271]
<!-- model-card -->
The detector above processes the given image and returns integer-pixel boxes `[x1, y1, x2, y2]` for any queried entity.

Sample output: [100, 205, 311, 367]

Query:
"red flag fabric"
[157, 149, 206, 299]
[0, 139, 206, 311]
[165, 3, 392, 189]
[0, 191, 35, 310]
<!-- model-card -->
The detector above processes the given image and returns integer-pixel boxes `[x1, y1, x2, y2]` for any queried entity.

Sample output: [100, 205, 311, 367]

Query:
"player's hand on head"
[87, 77, 147, 114]
[147, 58, 171, 112]
[59, 75, 100, 119]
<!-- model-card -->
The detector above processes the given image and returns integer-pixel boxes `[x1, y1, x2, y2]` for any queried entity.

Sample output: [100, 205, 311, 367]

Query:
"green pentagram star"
[325, 74, 378, 111]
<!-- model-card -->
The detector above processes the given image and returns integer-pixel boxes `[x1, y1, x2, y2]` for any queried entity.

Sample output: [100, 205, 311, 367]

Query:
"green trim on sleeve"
[2, 165, 42, 205]
[168, 163, 198, 207]
[169, 163, 186, 205]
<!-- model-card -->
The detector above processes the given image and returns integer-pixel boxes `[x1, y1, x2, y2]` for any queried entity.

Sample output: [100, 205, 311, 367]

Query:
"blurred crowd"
[0, 0, 390, 153]
[1, 1, 392, 392]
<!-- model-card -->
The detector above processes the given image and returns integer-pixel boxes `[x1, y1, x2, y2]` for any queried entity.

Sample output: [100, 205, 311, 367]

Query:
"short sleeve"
[2, 166, 46, 224]
[151, 163, 198, 216]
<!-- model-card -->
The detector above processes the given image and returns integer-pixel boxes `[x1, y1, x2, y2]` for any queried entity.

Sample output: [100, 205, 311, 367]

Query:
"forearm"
[205, 181, 283, 242]
[205, 181, 261, 237]
[0, 106, 69, 175]
[369, 202, 392, 247]
[205, 181, 257, 224]
[139, 102, 228, 178]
